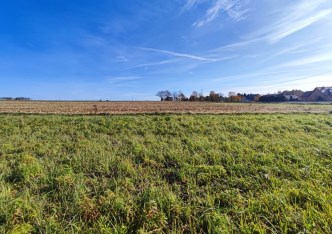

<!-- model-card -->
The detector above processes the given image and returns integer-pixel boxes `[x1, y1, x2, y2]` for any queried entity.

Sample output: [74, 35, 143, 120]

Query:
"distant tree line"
[156, 89, 329, 103]
[259, 95, 286, 102]
[156, 90, 263, 102]
[0, 97, 31, 101]
[156, 90, 225, 102]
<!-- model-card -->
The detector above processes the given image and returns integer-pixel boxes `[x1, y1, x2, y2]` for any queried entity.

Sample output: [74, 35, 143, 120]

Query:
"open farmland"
[0, 114, 331, 233]
[0, 101, 331, 114]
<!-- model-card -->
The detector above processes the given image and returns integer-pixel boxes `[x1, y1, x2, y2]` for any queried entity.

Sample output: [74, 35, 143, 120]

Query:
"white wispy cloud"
[140, 56, 234, 77]
[279, 54, 332, 68]
[212, 38, 261, 52]
[266, 9, 332, 43]
[107, 76, 142, 87]
[211, 70, 332, 95]
[138, 47, 219, 61]
[192, 0, 249, 27]
[278, 36, 323, 55]
[211, 68, 320, 82]
[257, 37, 324, 64]
[183, 0, 200, 11]
[107, 76, 141, 82]
[209, 1, 331, 51]
[246, 0, 332, 44]
[126, 59, 180, 70]
[243, 71, 332, 93]
[115, 56, 128, 62]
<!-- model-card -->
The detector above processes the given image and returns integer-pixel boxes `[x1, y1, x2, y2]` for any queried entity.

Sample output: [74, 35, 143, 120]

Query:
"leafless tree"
[189, 90, 199, 101]
[177, 91, 187, 101]
[156, 90, 172, 101]
[209, 91, 220, 102]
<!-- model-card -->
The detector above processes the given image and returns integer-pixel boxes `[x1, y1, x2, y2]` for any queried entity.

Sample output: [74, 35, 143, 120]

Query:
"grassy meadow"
[0, 114, 331, 233]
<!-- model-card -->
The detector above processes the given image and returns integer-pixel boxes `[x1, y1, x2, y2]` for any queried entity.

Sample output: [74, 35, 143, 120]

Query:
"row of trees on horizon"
[156, 90, 260, 102]
[0, 97, 31, 101]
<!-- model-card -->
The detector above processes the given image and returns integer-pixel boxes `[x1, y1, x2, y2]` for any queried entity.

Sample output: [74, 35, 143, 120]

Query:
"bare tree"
[189, 90, 199, 101]
[172, 91, 178, 101]
[156, 90, 172, 101]
[164, 90, 172, 100]
[156, 91, 165, 101]
[209, 91, 220, 102]
[177, 91, 187, 101]
[198, 90, 204, 99]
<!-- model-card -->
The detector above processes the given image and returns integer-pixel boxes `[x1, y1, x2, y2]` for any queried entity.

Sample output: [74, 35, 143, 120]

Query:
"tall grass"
[0, 114, 331, 233]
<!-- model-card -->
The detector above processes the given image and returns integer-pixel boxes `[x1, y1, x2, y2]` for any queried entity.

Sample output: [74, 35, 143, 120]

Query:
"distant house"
[282, 90, 304, 101]
[301, 91, 314, 101]
[301, 87, 332, 102]
[282, 90, 304, 96]
[283, 95, 299, 101]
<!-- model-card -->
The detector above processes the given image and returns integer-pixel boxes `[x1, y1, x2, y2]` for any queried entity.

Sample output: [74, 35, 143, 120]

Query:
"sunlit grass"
[0, 114, 331, 233]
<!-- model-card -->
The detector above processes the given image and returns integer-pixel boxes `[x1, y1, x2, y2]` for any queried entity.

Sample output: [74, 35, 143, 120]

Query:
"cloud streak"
[244, 71, 332, 92]
[246, 1, 332, 44]
[266, 9, 332, 43]
[138, 47, 218, 61]
[279, 54, 332, 68]
[126, 59, 180, 70]
[107, 76, 142, 87]
[192, 0, 249, 27]
[211, 70, 332, 95]
[115, 56, 128, 62]
[183, 0, 199, 11]
[212, 38, 262, 52]
[212, 68, 322, 82]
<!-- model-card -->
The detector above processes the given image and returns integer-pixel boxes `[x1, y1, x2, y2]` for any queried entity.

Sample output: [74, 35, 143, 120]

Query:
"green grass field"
[0, 114, 331, 233]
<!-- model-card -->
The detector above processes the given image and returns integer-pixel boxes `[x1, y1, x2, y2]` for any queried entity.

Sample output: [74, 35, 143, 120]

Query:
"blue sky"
[0, 0, 332, 100]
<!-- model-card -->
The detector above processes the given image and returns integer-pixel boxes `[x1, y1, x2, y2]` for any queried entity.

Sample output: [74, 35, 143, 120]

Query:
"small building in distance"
[282, 90, 304, 101]
[301, 87, 332, 102]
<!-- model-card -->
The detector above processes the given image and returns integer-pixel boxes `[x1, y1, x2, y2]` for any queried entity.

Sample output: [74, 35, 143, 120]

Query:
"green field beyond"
[0, 114, 331, 233]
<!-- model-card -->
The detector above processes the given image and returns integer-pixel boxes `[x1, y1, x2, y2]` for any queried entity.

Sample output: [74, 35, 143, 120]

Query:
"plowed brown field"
[0, 101, 331, 114]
